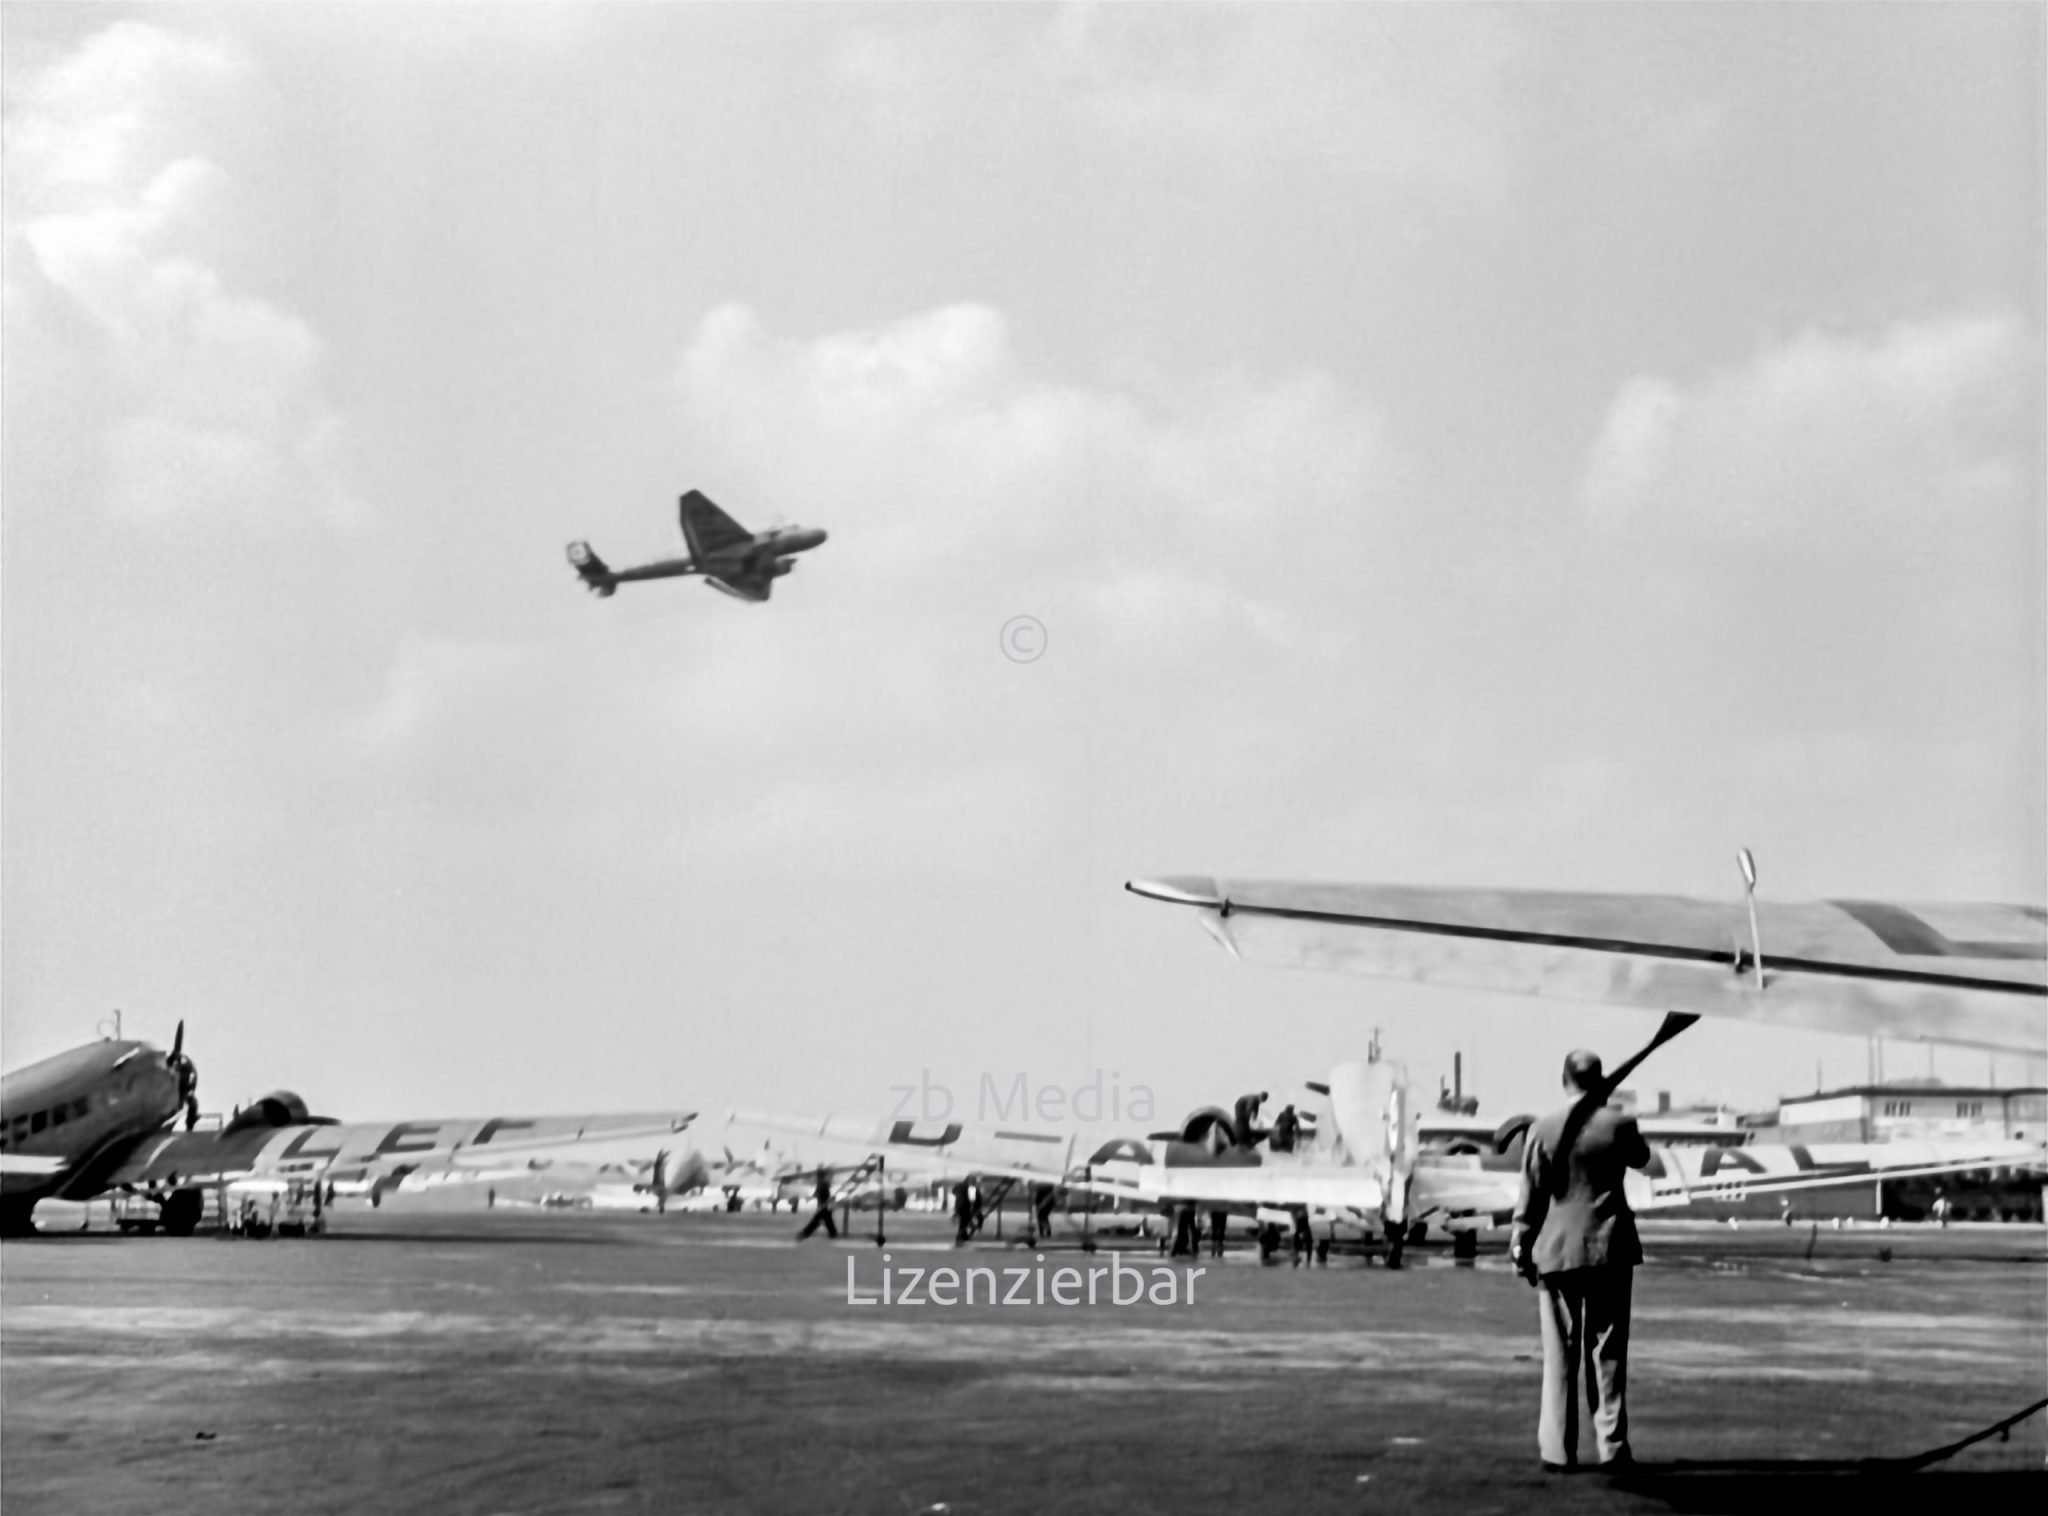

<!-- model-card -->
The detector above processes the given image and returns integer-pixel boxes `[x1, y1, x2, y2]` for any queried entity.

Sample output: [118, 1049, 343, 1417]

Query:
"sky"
[4, 3, 2043, 1134]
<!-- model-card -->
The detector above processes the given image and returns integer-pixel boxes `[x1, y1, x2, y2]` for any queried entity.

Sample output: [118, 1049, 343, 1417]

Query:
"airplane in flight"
[0, 1026, 702, 1235]
[566, 489, 828, 602]
[1125, 852, 2047, 1057]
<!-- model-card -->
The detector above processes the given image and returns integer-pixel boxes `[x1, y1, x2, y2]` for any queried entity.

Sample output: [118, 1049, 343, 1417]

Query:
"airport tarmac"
[4, 1210, 2043, 1515]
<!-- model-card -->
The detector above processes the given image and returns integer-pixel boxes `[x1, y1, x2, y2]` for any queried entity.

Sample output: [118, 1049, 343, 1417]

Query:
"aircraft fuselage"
[606, 528, 825, 581]
[0, 1041, 181, 1227]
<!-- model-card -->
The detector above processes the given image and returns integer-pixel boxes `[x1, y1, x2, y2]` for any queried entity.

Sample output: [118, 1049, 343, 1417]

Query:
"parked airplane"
[431, 1141, 788, 1213]
[567, 489, 828, 602]
[735, 1056, 2045, 1256]
[0, 1028, 700, 1235]
[1126, 853, 2047, 1056]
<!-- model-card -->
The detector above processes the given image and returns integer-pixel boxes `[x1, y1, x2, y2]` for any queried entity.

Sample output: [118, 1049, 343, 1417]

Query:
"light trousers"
[1536, 1265, 1632, 1467]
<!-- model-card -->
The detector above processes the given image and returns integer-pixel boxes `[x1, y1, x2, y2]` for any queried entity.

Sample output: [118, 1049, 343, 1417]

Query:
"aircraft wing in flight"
[706, 568, 775, 602]
[1126, 877, 2047, 1055]
[679, 489, 753, 561]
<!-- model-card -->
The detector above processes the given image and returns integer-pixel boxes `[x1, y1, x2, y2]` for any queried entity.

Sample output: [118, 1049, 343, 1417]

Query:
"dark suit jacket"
[1511, 1101, 1651, 1275]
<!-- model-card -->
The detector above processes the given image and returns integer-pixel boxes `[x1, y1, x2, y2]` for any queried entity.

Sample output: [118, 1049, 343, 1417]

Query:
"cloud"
[353, 635, 528, 758]
[330, 300, 1404, 885]
[833, 6, 1521, 204]
[5, 21, 357, 526]
[1557, 313, 2043, 880]
[1577, 314, 2036, 533]
[1578, 375, 1683, 522]
[671, 301, 1395, 649]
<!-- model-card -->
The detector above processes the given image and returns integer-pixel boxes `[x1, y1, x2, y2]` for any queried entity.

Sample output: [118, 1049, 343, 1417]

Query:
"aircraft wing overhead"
[1126, 877, 2047, 1055]
[678, 489, 753, 560]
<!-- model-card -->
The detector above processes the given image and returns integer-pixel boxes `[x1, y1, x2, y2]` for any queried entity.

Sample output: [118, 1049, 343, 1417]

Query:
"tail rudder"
[566, 540, 616, 597]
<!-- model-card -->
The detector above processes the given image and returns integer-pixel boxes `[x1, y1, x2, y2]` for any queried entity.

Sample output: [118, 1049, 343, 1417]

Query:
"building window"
[1881, 1100, 1913, 1117]
[1956, 1101, 1982, 1119]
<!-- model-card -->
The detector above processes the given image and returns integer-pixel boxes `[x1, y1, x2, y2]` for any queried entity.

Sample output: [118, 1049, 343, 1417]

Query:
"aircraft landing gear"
[1452, 1229, 1479, 1260]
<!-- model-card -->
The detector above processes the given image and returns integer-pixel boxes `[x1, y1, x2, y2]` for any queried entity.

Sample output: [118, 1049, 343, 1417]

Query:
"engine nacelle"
[566, 541, 617, 596]
[223, 1090, 328, 1135]
[1175, 1106, 1241, 1153]
[771, 556, 797, 577]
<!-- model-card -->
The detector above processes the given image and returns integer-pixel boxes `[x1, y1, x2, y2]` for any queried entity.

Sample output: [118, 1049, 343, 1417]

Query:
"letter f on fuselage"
[567, 489, 827, 603]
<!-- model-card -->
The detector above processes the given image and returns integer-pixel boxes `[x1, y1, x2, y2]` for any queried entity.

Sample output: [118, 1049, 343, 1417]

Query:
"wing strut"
[1738, 848, 1766, 991]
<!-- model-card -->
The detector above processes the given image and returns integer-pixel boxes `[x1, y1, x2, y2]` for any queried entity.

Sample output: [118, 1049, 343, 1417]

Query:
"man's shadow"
[1607, 1462, 2040, 1513]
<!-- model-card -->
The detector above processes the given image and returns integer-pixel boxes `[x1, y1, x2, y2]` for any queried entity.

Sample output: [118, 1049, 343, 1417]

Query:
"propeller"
[166, 1020, 200, 1130]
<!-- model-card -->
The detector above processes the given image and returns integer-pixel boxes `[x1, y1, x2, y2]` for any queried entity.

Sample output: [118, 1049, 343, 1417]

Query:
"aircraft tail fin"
[1329, 1060, 1417, 1223]
[566, 541, 616, 597]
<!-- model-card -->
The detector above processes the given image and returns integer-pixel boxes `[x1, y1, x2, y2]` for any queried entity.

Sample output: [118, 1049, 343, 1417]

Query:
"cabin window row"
[0, 1095, 92, 1147]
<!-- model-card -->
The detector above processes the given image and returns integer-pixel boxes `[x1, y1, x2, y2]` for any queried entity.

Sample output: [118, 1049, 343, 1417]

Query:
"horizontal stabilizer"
[565, 541, 616, 597]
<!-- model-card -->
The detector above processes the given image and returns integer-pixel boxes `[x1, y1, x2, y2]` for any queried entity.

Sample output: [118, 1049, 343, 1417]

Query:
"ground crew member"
[797, 1170, 838, 1241]
[1031, 1183, 1057, 1242]
[1208, 1209, 1227, 1257]
[1233, 1091, 1269, 1148]
[952, 1180, 975, 1246]
[1271, 1104, 1300, 1152]
[1510, 1049, 1651, 1473]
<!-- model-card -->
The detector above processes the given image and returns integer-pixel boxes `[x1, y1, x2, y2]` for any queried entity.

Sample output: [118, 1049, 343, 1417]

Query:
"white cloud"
[329, 301, 1403, 882]
[671, 301, 1395, 644]
[833, 6, 1521, 203]
[1579, 375, 1682, 522]
[354, 636, 526, 758]
[3, 22, 242, 197]
[5, 22, 358, 526]
[1577, 315, 2036, 533]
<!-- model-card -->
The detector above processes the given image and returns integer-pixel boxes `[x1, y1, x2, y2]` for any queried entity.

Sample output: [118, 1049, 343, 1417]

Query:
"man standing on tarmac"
[1509, 1049, 1651, 1474]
